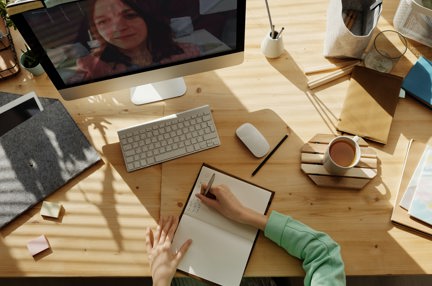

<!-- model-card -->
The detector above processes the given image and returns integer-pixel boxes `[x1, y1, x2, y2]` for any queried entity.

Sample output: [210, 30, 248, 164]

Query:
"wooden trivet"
[301, 134, 378, 189]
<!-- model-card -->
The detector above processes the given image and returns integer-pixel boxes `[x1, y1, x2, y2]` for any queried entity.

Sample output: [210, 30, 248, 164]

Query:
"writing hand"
[145, 216, 192, 286]
[197, 184, 268, 230]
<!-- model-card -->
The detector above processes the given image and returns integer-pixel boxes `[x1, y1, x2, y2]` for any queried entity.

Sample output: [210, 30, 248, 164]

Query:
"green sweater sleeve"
[264, 211, 346, 286]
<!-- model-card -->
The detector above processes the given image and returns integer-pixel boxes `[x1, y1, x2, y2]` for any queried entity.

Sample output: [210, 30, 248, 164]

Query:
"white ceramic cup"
[323, 135, 361, 175]
[260, 31, 284, 58]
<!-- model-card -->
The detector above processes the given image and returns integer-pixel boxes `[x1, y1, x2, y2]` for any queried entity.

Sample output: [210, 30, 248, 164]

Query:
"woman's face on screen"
[93, 0, 148, 51]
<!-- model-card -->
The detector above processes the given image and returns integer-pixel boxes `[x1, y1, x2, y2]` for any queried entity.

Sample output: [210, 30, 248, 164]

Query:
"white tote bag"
[323, 0, 382, 59]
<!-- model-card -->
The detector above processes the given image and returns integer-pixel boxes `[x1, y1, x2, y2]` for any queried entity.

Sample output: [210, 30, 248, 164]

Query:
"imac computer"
[9, 0, 246, 105]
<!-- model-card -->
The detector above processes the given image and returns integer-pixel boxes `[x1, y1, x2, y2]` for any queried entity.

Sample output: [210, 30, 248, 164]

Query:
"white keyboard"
[117, 105, 221, 172]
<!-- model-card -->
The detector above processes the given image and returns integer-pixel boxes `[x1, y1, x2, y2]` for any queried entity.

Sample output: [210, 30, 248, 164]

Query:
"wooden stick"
[343, 10, 354, 26]
[307, 62, 359, 89]
[346, 10, 358, 31]
[303, 60, 361, 75]
[301, 164, 377, 179]
[301, 153, 378, 169]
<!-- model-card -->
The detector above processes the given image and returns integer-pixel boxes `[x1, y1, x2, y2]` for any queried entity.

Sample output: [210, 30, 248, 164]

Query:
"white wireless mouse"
[236, 123, 270, 158]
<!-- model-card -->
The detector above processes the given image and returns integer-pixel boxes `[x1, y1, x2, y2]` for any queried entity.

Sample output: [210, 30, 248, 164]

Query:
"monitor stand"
[130, 77, 186, 105]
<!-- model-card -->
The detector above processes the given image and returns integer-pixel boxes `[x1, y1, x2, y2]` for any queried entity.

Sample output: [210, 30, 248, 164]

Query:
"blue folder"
[402, 56, 432, 108]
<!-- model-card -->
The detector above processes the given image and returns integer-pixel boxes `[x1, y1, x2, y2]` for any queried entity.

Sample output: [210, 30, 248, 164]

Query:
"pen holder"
[261, 31, 284, 58]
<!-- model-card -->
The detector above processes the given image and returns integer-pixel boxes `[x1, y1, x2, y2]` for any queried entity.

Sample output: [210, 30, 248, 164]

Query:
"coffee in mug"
[323, 135, 361, 175]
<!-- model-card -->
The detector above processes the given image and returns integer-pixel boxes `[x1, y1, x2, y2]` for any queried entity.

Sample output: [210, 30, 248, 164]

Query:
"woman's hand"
[196, 184, 268, 230]
[145, 216, 192, 286]
[198, 184, 244, 221]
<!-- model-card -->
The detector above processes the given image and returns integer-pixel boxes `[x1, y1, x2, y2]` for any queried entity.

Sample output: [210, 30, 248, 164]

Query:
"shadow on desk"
[0, 159, 105, 237]
[102, 143, 161, 222]
[267, 45, 432, 167]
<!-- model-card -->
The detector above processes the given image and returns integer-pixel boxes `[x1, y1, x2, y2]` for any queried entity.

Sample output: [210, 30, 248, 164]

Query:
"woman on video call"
[75, 0, 200, 81]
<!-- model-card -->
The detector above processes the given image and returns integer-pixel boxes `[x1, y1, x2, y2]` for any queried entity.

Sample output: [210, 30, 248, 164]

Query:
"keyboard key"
[156, 147, 187, 162]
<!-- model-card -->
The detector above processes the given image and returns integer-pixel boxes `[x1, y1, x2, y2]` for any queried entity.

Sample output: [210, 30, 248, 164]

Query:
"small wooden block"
[301, 153, 377, 168]
[301, 164, 377, 179]
[27, 235, 50, 256]
[308, 175, 371, 189]
[301, 134, 378, 189]
[40, 201, 62, 218]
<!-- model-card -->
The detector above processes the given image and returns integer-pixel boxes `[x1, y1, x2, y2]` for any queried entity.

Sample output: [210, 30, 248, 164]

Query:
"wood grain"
[0, 0, 431, 278]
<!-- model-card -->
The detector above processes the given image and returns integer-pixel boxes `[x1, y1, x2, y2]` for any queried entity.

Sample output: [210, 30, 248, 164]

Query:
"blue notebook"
[402, 56, 432, 108]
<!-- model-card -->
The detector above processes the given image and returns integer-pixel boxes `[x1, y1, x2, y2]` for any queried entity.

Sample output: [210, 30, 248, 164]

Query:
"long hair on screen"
[87, 0, 183, 66]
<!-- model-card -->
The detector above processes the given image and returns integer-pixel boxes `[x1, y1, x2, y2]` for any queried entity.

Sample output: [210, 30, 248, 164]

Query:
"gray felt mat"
[0, 92, 101, 228]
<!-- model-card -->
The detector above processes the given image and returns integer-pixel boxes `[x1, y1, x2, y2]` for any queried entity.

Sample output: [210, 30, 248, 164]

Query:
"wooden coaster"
[301, 134, 378, 189]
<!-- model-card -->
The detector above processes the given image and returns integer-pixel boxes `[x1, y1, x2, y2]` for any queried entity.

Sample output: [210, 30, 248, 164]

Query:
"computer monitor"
[9, 0, 245, 105]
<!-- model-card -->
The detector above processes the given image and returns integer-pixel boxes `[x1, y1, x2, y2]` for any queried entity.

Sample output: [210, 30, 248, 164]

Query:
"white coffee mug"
[323, 135, 361, 175]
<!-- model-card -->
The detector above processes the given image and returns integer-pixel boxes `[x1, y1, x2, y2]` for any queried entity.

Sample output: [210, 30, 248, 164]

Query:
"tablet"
[0, 92, 44, 136]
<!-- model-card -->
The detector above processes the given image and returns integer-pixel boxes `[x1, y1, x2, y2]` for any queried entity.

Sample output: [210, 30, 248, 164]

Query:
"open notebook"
[172, 164, 274, 286]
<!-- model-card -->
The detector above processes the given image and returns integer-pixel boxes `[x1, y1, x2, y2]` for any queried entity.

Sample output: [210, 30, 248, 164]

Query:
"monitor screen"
[11, 0, 246, 104]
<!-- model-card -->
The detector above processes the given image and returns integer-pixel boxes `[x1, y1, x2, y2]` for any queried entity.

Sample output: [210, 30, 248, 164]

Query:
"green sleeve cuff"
[264, 210, 291, 246]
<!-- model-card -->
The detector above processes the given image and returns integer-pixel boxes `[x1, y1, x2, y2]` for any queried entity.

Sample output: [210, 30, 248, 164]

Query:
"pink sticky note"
[27, 235, 50, 256]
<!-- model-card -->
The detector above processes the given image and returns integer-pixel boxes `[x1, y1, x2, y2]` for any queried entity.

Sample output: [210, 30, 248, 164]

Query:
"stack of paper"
[403, 145, 432, 226]
[391, 140, 432, 236]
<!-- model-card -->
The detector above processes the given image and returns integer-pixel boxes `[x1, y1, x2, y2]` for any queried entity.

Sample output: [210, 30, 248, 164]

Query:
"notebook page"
[184, 165, 272, 240]
[172, 215, 252, 286]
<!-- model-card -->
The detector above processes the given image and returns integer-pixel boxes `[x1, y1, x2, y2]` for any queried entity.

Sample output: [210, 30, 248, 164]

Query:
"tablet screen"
[0, 97, 42, 136]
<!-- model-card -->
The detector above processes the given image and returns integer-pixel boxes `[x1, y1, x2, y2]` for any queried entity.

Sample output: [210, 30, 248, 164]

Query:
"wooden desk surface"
[1, 0, 432, 278]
